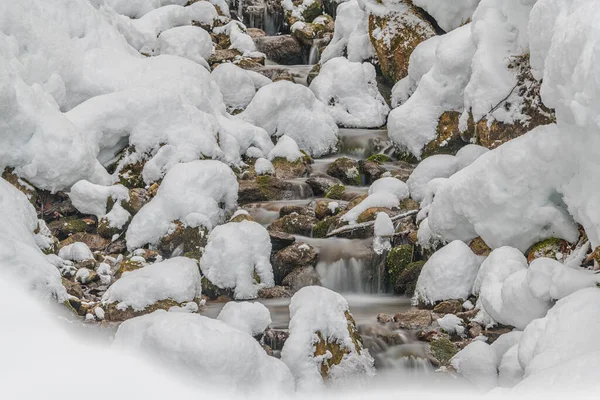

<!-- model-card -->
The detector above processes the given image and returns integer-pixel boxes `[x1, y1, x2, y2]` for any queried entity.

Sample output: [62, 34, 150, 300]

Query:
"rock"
[279, 205, 311, 218]
[356, 207, 394, 224]
[400, 197, 420, 211]
[386, 244, 413, 287]
[282, 266, 321, 293]
[315, 200, 340, 220]
[254, 35, 303, 65]
[469, 236, 492, 257]
[97, 217, 125, 240]
[268, 212, 316, 236]
[48, 217, 95, 240]
[247, 28, 266, 39]
[291, 15, 334, 45]
[62, 278, 84, 298]
[388, 161, 415, 182]
[456, 308, 479, 322]
[429, 337, 459, 367]
[368, 4, 436, 82]
[122, 188, 150, 215]
[238, 176, 313, 204]
[306, 173, 342, 195]
[307, 63, 321, 86]
[156, 220, 207, 259]
[258, 285, 292, 299]
[262, 328, 289, 351]
[105, 239, 127, 254]
[393, 309, 439, 330]
[75, 267, 98, 284]
[468, 323, 483, 338]
[230, 212, 255, 223]
[114, 258, 144, 280]
[377, 313, 393, 324]
[482, 326, 514, 344]
[326, 157, 361, 186]
[2, 168, 37, 205]
[269, 230, 296, 253]
[312, 216, 337, 238]
[526, 237, 570, 263]
[366, 154, 392, 164]
[271, 157, 310, 179]
[421, 111, 472, 159]
[358, 160, 386, 184]
[394, 260, 425, 296]
[324, 183, 346, 200]
[271, 242, 318, 284]
[208, 48, 242, 65]
[58, 232, 110, 252]
[104, 299, 195, 322]
[433, 300, 463, 315]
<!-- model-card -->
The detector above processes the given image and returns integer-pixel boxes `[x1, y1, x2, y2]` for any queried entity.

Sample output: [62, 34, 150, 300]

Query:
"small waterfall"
[308, 44, 319, 65]
[317, 258, 365, 293]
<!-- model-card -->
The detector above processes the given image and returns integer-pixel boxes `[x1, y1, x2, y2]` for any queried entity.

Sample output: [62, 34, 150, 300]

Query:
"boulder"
[269, 230, 296, 253]
[58, 232, 110, 252]
[255, 35, 304, 65]
[282, 266, 321, 293]
[358, 160, 386, 184]
[306, 173, 342, 195]
[393, 309, 440, 330]
[271, 242, 318, 284]
[394, 260, 424, 296]
[238, 176, 313, 204]
[268, 212, 317, 236]
[326, 157, 361, 186]
[433, 300, 463, 315]
[258, 285, 292, 298]
[156, 220, 208, 259]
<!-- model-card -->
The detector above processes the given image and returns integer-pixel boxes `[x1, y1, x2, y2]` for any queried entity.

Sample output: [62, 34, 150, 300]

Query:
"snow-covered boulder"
[212, 63, 272, 112]
[254, 158, 275, 176]
[412, 0, 480, 32]
[126, 160, 238, 250]
[101, 257, 202, 321]
[68, 180, 129, 218]
[309, 57, 389, 128]
[451, 340, 498, 391]
[414, 240, 482, 304]
[368, 177, 410, 200]
[58, 242, 94, 262]
[113, 311, 295, 393]
[158, 26, 213, 69]
[200, 221, 274, 300]
[406, 154, 459, 202]
[281, 286, 375, 390]
[240, 81, 339, 157]
[217, 301, 272, 336]
[267, 135, 304, 162]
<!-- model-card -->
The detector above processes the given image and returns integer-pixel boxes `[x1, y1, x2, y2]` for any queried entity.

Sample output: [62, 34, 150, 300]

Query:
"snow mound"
[200, 221, 274, 300]
[267, 135, 303, 162]
[68, 180, 129, 218]
[0, 179, 67, 301]
[212, 63, 272, 112]
[217, 301, 272, 336]
[158, 26, 213, 69]
[310, 57, 389, 128]
[414, 240, 482, 304]
[412, 0, 480, 32]
[406, 155, 459, 202]
[58, 242, 94, 262]
[451, 340, 498, 391]
[341, 192, 400, 225]
[321, 0, 375, 63]
[240, 81, 339, 157]
[126, 161, 238, 250]
[113, 311, 295, 393]
[281, 286, 375, 391]
[102, 257, 201, 311]
[368, 177, 410, 200]
[255, 158, 275, 176]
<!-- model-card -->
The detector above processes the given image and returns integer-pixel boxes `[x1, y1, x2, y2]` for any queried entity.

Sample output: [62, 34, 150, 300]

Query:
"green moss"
[114, 259, 144, 279]
[395, 261, 424, 296]
[387, 244, 414, 280]
[430, 338, 458, 366]
[325, 184, 346, 200]
[157, 221, 207, 257]
[301, 0, 323, 22]
[271, 157, 308, 178]
[62, 218, 93, 236]
[526, 237, 568, 262]
[366, 154, 391, 164]
[313, 217, 336, 238]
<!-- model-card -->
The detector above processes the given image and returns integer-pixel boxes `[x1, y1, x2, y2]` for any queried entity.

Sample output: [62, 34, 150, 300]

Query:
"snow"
[368, 177, 409, 201]
[266, 135, 303, 162]
[437, 314, 465, 336]
[498, 345, 523, 388]
[374, 213, 395, 237]
[341, 192, 400, 225]
[281, 286, 375, 391]
[102, 257, 202, 311]
[406, 155, 459, 202]
[455, 144, 489, 170]
[309, 57, 389, 128]
[240, 81, 339, 158]
[200, 221, 274, 300]
[414, 240, 482, 305]
[158, 26, 213, 69]
[113, 311, 295, 393]
[75, 267, 93, 284]
[451, 340, 498, 391]
[217, 301, 272, 336]
[320, 0, 375, 64]
[126, 161, 238, 250]
[213, 21, 257, 55]
[58, 242, 94, 262]
[255, 158, 275, 176]
[412, 0, 480, 32]
[101, 0, 189, 19]
[68, 180, 129, 218]
[212, 63, 271, 112]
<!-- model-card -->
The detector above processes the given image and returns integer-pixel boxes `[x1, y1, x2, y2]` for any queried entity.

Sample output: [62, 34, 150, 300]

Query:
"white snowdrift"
[126, 161, 238, 250]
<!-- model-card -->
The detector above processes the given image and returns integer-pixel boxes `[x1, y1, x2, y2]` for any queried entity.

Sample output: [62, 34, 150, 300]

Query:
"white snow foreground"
[126, 160, 238, 250]
[281, 286, 375, 391]
[102, 257, 202, 311]
[310, 57, 389, 128]
[200, 221, 275, 300]
[217, 301, 272, 336]
[414, 240, 482, 305]
[0, 179, 67, 302]
[240, 81, 339, 158]
[113, 311, 295, 393]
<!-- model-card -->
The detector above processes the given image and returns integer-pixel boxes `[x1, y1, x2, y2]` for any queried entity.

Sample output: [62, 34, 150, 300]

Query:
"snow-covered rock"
[254, 158, 275, 176]
[414, 240, 482, 304]
[217, 301, 272, 336]
[102, 257, 202, 312]
[158, 26, 213, 69]
[368, 177, 410, 200]
[58, 242, 94, 262]
[406, 155, 459, 202]
[126, 160, 238, 250]
[309, 57, 389, 128]
[212, 63, 272, 112]
[240, 81, 339, 157]
[68, 181, 129, 218]
[267, 135, 304, 162]
[412, 0, 480, 32]
[113, 311, 295, 393]
[451, 340, 498, 391]
[200, 221, 274, 300]
[281, 286, 375, 390]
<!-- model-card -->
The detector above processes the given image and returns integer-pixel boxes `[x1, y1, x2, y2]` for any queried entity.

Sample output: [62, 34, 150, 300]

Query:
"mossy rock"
[312, 216, 337, 238]
[368, 6, 436, 82]
[104, 299, 193, 322]
[421, 111, 473, 159]
[315, 200, 340, 220]
[307, 63, 321, 86]
[429, 337, 458, 366]
[387, 244, 414, 282]
[356, 207, 393, 224]
[526, 237, 570, 263]
[300, 0, 323, 23]
[346, 194, 369, 211]
[201, 276, 230, 300]
[268, 213, 317, 236]
[114, 259, 145, 279]
[326, 157, 361, 186]
[48, 217, 95, 239]
[469, 236, 492, 257]
[122, 188, 150, 215]
[157, 220, 208, 258]
[325, 184, 346, 200]
[118, 160, 146, 189]
[271, 157, 310, 179]
[400, 198, 420, 211]
[230, 213, 255, 223]
[97, 217, 125, 239]
[394, 260, 424, 296]
[366, 154, 392, 164]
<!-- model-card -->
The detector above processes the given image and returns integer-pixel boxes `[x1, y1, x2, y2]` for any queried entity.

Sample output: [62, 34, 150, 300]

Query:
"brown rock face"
[254, 35, 304, 65]
[432, 300, 463, 315]
[393, 309, 440, 330]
